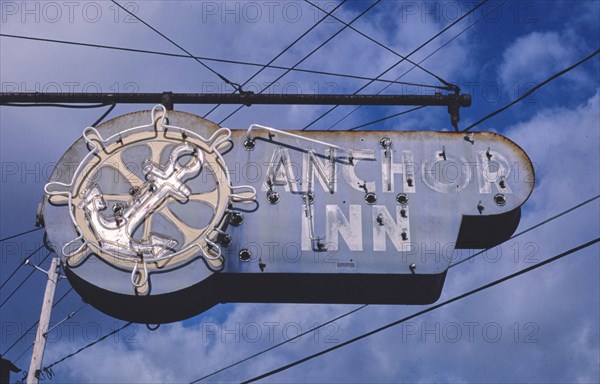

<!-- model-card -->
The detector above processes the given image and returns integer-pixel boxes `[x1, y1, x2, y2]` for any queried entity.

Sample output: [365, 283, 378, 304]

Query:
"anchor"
[79, 143, 204, 260]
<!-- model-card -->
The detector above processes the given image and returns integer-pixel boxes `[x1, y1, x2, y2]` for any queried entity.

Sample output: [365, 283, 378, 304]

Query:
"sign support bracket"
[0, 92, 471, 130]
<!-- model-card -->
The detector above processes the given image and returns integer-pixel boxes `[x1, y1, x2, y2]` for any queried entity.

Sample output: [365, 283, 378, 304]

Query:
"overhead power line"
[0, 261, 29, 293]
[49, 288, 74, 308]
[0, 244, 45, 292]
[203, 0, 347, 119]
[37, 199, 595, 382]
[450, 194, 600, 268]
[188, 194, 599, 382]
[91, 103, 116, 127]
[13, 343, 33, 366]
[301, 0, 490, 131]
[41, 322, 133, 372]
[0, 34, 441, 89]
[0, 103, 112, 109]
[332, 0, 507, 131]
[110, 0, 243, 93]
[11, 300, 87, 376]
[463, 48, 600, 132]
[347, 106, 427, 131]
[3, 288, 75, 357]
[0, 228, 42, 243]
[389, 0, 506, 90]
[188, 305, 367, 383]
[217, 0, 383, 125]
[304, 0, 456, 90]
[241, 237, 600, 383]
[0, 251, 52, 309]
[46, 190, 596, 383]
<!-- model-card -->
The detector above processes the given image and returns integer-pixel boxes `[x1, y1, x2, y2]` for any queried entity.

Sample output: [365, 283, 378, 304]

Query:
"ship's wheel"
[45, 105, 255, 295]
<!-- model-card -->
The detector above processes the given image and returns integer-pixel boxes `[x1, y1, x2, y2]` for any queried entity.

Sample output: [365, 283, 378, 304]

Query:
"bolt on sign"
[41, 106, 534, 323]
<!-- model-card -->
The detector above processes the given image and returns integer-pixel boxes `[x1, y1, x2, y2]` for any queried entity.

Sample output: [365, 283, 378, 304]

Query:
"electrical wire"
[1, 1, 500, 129]
[2, 288, 75, 356]
[188, 194, 599, 382]
[203, 0, 348, 119]
[450, 194, 600, 268]
[0, 244, 45, 291]
[51, 288, 75, 310]
[328, 0, 507, 131]
[91, 103, 116, 127]
[41, 322, 133, 371]
[346, 106, 427, 131]
[0, 228, 42, 243]
[12, 167, 596, 383]
[36, 193, 595, 381]
[188, 305, 368, 383]
[0, 33, 432, 88]
[304, 0, 456, 90]
[11, 299, 87, 373]
[110, 0, 243, 92]
[42, 196, 596, 381]
[301, 0, 490, 131]
[13, 342, 32, 365]
[326, 0, 592, 134]
[241, 237, 600, 383]
[0, 262, 27, 292]
[0, 252, 52, 309]
[0, 103, 112, 108]
[463, 48, 600, 132]
[392, 0, 507, 89]
[3, 3, 595, 380]
[218, 0, 383, 125]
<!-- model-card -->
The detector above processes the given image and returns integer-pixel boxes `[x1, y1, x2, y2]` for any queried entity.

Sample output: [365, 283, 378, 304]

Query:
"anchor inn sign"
[40, 106, 534, 323]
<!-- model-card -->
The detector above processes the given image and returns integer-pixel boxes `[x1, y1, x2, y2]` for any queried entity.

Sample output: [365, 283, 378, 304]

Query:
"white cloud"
[498, 31, 578, 87]
[506, 89, 600, 212]
[2, 2, 599, 384]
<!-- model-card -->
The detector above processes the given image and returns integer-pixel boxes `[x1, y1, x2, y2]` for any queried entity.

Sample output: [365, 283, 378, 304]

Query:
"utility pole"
[26, 258, 60, 384]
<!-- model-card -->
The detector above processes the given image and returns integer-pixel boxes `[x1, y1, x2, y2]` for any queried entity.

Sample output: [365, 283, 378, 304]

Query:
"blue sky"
[1, 1, 599, 383]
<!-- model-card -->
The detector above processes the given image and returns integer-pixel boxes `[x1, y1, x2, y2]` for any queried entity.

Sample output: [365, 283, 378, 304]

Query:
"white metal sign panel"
[41, 107, 534, 322]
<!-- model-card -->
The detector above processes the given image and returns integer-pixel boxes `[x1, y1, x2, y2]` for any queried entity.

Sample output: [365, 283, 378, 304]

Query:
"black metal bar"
[0, 92, 471, 108]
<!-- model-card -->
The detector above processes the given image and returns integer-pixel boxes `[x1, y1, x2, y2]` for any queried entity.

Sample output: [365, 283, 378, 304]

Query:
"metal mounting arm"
[0, 92, 472, 107]
[1, 92, 471, 128]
